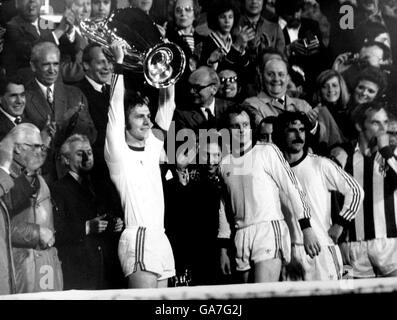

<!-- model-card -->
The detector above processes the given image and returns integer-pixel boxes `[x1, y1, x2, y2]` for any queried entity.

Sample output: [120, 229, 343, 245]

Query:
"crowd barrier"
[1, 277, 397, 300]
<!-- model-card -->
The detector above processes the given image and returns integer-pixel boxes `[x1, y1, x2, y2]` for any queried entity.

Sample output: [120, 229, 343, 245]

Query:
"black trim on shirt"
[128, 145, 145, 152]
[289, 151, 308, 168]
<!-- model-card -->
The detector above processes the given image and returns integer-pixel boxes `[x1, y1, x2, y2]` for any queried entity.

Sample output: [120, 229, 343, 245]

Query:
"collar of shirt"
[259, 91, 287, 104]
[242, 15, 263, 31]
[178, 28, 194, 37]
[85, 75, 104, 92]
[69, 171, 81, 183]
[201, 99, 215, 119]
[35, 79, 55, 99]
[210, 31, 232, 54]
[278, 17, 287, 30]
[31, 18, 40, 34]
[0, 107, 18, 123]
[286, 25, 301, 43]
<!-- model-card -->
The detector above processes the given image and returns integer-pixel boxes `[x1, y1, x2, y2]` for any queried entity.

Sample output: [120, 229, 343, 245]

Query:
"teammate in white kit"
[218, 104, 321, 283]
[274, 111, 363, 281]
[105, 42, 176, 288]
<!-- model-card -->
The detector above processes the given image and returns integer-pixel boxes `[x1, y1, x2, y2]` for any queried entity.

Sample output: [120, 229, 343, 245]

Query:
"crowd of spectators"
[1, 0, 397, 294]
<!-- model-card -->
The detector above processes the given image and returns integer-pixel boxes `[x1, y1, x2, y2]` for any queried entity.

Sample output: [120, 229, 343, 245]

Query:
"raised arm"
[104, 42, 127, 164]
[155, 85, 176, 132]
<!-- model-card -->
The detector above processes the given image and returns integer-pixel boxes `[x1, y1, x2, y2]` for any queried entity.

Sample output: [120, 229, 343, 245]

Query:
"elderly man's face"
[189, 69, 217, 106]
[15, 129, 46, 172]
[263, 59, 289, 98]
[31, 49, 60, 86]
[84, 46, 111, 84]
[18, 0, 41, 22]
[1, 83, 26, 117]
[67, 140, 94, 173]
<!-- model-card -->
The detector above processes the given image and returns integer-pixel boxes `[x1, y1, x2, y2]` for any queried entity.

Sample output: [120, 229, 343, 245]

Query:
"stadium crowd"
[1, 0, 397, 294]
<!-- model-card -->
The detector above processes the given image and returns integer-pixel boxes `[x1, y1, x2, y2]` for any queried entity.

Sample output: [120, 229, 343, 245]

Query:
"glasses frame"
[220, 76, 238, 84]
[190, 82, 215, 92]
[18, 143, 49, 152]
[175, 5, 194, 15]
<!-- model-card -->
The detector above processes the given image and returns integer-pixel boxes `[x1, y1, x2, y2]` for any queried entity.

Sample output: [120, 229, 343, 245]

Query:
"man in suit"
[174, 66, 233, 133]
[51, 134, 124, 289]
[60, 0, 92, 83]
[77, 43, 122, 216]
[275, 0, 328, 94]
[24, 41, 97, 184]
[1, 0, 75, 79]
[0, 133, 18, 295]
[4, 123, 63, 293]
[244, 56, 344, 153]
[0, 76, 26, 140]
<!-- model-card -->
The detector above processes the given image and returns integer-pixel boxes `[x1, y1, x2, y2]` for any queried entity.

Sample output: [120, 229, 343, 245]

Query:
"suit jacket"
[60, 31, 88, 84]
[165, 27, 205, 105]
[283, 18, 328, 91]
[76, 77, 109, 151]
[76, 78, 122, 213]
[25, 78, 97, 146]
[1, 15, 56, 75]
[0, 111, 16, 141]
[174, 98, 233, 132]
[51, 173, 122, 290]
[24, 78, 97, 184]
[0, 169, 16, 295]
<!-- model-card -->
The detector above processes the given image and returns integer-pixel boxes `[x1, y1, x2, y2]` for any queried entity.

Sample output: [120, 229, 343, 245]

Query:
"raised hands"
[41, 114, 57, 148]
[110, 40, 126, 64]
[39, 226, 55, 249]
[54, 8, 76, 39]
[0, 134, 15, 172]
[233, 25, 256, 52]
[87, 214, 108, 234]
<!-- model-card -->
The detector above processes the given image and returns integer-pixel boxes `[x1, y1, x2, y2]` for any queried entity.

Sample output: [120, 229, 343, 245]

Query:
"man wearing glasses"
[3, 123, 63, 293]
[174, 66, 233, 132]
[217, 68, 240, 102]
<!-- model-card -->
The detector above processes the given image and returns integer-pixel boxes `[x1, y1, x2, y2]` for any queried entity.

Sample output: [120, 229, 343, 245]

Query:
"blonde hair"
[313, 69, 350, 107]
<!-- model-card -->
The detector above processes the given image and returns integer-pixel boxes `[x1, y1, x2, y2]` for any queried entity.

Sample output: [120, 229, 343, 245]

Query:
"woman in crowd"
[312, 69, 352, 142]
[165, 0, 205, 105]
[348, 66, 388, 111]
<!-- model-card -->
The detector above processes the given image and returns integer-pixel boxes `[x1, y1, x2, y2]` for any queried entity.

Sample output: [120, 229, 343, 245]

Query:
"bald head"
[262, 58, 290, 98]
[9, 123, 41, 144]
[190, 66, 220, 87]
[189, 66, 220, 107]
[30, 42, 60, 86]
[9, 123, 46, 173]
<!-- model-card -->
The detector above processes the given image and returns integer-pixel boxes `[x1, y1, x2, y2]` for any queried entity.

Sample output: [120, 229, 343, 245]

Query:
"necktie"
[14, 116, 22, 125]
[46, 87, 54, 107]
[101, 84, 110, 96]
[205, 108, 216, 128]
[80, 174, 96, 198]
